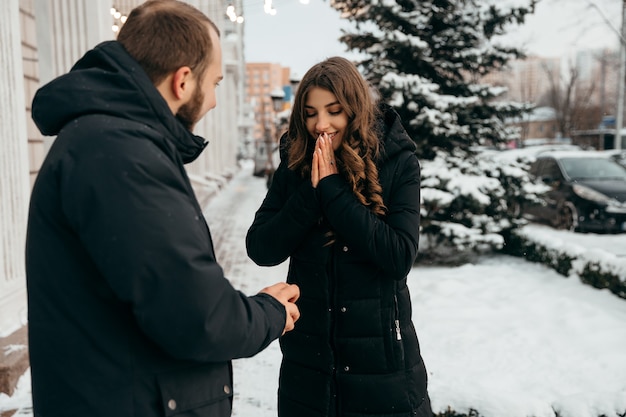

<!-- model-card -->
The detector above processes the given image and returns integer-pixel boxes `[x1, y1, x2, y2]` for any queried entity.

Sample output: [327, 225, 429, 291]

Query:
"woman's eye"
[329, 108, 343, 116]
[305, 113, 316, 118]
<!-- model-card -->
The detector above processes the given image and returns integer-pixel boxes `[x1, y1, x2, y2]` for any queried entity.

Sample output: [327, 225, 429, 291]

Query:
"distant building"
[485, 49, 620, 145]
[576, 49, 619, 117]
[482, 55, 561, 104]
[571, 116, 625, 150]
[245, 62, 293, 176]
[507, 106, 562, 147]
[245, 62, 289, 143]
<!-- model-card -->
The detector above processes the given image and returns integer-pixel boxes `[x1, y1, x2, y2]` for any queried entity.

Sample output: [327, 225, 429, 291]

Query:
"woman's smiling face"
[304, 87, 348, 151]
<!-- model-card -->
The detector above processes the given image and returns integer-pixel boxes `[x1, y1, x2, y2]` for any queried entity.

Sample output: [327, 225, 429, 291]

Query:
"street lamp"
[289, 74, 301, 99]
[270, 88, 285, 113]
[263, 89, 285, 188]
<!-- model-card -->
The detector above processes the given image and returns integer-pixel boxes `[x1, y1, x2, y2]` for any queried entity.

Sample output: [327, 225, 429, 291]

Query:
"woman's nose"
[315, 115, 329, 131]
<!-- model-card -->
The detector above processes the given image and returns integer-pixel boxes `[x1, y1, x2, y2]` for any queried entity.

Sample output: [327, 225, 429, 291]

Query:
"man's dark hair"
[117, 0, 220, 85]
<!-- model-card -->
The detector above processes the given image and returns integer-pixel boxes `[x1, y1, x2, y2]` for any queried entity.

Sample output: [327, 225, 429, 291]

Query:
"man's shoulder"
[65, 114, 154, 133]
[51, 114, 171, 168]
[58, 114, 161, 146]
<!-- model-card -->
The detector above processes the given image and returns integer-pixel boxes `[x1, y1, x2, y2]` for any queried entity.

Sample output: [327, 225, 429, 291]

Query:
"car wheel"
[555, 203, 578, 232]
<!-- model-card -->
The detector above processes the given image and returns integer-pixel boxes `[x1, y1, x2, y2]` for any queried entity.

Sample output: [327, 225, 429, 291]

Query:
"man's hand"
[259, 282, 300, 335]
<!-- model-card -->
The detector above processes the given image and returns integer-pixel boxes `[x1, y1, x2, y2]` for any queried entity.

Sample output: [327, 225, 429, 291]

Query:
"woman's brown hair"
[116, 0, 220, 86]
[287, 56, 386, 216]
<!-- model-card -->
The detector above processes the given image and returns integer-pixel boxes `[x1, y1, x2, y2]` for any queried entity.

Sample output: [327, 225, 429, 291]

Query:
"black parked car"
[603, 149, 626, 169]
[524, 151, 626, 233]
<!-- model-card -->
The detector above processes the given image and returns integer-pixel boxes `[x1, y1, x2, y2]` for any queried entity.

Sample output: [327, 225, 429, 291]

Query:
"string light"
[227, 4, 245, 23]
[264, 0, 277, 15]
[110, 6, 127, 33]
[109, 1, 313, 30]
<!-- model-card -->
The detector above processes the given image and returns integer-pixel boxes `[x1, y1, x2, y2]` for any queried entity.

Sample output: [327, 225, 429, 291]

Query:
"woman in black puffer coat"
[246, 56, 432, 417]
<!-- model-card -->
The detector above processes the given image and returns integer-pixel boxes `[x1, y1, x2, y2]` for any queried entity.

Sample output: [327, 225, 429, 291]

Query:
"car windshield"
[560, 157, 626, 180]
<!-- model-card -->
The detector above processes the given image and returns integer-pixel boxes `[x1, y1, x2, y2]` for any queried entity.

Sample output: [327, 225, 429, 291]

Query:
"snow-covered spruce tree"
[419, 149, 549, 264]
[330, 0, 539, 263]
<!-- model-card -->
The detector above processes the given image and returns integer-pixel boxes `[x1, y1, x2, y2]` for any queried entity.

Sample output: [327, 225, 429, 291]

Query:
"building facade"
[484, 50, 620, 144]
[482, 55, 562, 104]
[245, 62, 292, 176]
[0, 0, 247, 335]
[508, 106, 561, 147]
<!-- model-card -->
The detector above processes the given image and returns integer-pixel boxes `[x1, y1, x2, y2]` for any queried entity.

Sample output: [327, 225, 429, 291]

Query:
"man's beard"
[176, 86, 204, 132]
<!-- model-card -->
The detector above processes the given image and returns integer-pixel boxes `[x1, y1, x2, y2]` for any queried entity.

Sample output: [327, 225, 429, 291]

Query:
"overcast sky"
[242, 0, 621, 77]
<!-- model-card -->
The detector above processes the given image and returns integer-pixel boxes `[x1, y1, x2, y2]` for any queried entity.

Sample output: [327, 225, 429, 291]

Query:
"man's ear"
[172, 66, 194, 101]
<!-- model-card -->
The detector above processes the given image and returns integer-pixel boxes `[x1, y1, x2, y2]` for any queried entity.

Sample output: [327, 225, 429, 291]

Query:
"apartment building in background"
[483, 49, 620, 145]
[245, 62, 293, 175]
[482, 55, 562, 105]
[246, 63, 292, 140]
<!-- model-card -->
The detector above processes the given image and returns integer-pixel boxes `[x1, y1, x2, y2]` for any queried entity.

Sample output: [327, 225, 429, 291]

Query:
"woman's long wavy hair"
[286, 57, 386, 216]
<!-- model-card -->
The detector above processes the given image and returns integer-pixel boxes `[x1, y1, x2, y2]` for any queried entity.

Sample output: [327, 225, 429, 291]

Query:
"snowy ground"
[1, 161, 625, 417]
[230, 258, 626, 417]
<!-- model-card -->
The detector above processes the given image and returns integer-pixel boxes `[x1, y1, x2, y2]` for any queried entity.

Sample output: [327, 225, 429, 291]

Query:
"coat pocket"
[338, 363, 429, 415]
[156, 362, 233, 417]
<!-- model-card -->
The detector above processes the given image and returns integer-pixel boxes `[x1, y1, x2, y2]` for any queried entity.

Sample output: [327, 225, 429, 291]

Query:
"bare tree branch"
[581, 0, 624, 43]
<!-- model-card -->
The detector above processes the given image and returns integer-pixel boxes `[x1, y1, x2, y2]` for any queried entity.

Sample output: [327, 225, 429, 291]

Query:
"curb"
[0, 326, 29, 397]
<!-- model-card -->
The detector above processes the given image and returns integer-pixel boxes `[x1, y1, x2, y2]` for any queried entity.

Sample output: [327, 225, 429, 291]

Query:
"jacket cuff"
[251, 293, 287, 343]
[317, 174, 347, 208]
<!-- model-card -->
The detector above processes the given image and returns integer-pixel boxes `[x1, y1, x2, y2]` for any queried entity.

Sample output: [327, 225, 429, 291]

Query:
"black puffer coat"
[246, 106, 431, 417]
[26, 41, 286, 417]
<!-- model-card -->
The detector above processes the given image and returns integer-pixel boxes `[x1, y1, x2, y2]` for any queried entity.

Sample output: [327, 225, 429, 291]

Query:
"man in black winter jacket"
[25, 1, 300, 416]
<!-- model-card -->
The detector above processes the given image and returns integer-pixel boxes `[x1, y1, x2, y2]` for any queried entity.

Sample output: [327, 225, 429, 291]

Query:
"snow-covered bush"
[418, 148, 544, 264]
[505, 225, 626, 300]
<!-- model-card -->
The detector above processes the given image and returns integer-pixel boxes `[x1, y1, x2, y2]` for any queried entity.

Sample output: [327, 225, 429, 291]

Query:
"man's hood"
[31, 41, 207, 163]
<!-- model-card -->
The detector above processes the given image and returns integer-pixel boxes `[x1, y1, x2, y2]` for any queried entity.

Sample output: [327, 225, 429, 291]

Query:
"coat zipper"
[394, 294, 402, 341]
[328, 244, 339, 416]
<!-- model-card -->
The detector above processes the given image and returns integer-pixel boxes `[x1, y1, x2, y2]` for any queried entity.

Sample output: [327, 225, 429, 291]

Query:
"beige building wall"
[22, 0, 44, 188]
[511, 119, 560, 141]
[188, 0, 244, 184]
[0, 0, 31, 335]
[27, 0, 114, 183]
